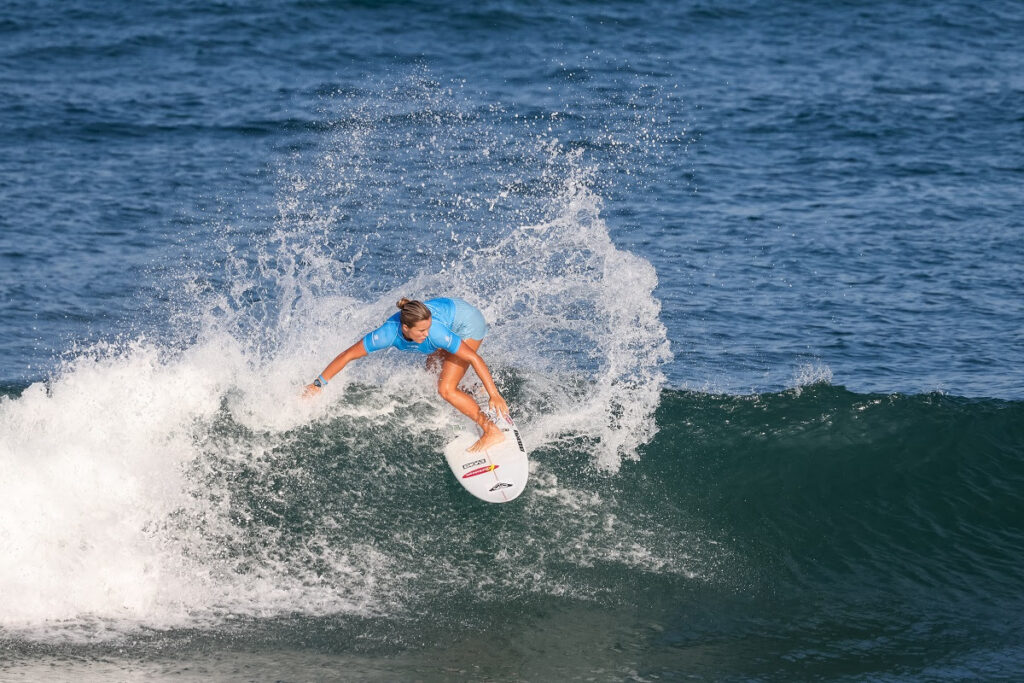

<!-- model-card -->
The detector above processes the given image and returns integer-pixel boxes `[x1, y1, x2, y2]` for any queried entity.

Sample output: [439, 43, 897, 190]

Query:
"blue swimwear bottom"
[450, 299, 489, 340]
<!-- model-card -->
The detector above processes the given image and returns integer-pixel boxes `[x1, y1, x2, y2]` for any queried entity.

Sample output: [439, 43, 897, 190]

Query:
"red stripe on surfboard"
[462, 464, 499, 478]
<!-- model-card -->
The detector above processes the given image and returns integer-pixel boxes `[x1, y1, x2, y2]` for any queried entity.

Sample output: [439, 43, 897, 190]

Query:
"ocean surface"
[2, 0, 1023, 680]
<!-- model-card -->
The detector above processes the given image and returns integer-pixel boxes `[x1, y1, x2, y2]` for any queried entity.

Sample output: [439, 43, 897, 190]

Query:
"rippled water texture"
[2, 0, 1022, 397]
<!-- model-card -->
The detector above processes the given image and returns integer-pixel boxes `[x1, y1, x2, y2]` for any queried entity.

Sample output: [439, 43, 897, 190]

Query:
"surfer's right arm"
[304, 340, 368, 396]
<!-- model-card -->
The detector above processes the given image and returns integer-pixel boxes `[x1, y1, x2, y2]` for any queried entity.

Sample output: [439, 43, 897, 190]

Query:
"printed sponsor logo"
[462, 465, 499, 479]
[462, 458, 486, 470]
[512, 429, 525, 453]
[489, 482, 513, 491]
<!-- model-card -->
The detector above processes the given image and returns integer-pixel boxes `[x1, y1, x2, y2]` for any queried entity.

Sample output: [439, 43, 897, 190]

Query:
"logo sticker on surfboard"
[462, 464, 499, 479]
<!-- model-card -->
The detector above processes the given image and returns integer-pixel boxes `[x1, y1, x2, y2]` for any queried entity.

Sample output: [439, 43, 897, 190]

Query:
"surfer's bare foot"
[468, 423, 505, 452]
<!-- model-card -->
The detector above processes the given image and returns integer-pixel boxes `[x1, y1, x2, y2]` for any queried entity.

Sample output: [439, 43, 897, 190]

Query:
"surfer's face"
[402, 319, 431, 343]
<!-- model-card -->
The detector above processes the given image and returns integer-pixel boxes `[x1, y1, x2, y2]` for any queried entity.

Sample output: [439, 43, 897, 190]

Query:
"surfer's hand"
[302, 383, 322, 398]
[489, 394, 509, 418]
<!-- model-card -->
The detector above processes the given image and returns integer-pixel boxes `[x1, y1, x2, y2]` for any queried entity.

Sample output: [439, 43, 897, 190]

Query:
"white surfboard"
[444, 414, 529, 503]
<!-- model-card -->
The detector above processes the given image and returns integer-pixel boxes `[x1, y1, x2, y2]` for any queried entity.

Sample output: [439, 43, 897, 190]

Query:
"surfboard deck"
[444, 414, 529, 503]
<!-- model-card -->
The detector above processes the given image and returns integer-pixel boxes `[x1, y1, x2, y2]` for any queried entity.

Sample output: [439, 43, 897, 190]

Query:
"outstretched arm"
[304, 340, 368, 396]
[452, 343, 509, 417]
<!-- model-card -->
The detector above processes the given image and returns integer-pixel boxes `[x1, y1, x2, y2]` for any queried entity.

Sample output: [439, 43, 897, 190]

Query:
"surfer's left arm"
[452, 343, 509, 417]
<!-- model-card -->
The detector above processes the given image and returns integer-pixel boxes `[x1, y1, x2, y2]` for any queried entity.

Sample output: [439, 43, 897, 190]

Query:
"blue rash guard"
[362, 298, 486, 355]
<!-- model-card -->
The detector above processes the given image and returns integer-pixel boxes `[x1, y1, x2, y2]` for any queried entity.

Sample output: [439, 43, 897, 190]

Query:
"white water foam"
[0, 341, 393, 641]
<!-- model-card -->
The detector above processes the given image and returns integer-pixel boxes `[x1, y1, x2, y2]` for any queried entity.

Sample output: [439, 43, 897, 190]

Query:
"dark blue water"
[2, 0, 1023, 679]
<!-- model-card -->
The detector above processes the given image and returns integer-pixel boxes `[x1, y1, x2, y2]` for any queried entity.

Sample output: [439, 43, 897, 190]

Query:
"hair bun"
[395, 299, 431, 327]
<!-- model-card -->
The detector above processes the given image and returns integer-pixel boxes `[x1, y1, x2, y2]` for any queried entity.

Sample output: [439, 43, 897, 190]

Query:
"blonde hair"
[396, 298, 431, 327]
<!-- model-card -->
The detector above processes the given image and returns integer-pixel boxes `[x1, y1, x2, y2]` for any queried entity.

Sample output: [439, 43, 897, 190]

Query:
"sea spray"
[439, 162, 672, 469]
[177, 75, 675, 469]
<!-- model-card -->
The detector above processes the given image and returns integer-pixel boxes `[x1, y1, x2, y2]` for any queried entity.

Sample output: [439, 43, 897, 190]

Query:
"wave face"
[3, 381, 1022, 678]
[637, 386, 1024, 678]
[652, 386, 1024, 602]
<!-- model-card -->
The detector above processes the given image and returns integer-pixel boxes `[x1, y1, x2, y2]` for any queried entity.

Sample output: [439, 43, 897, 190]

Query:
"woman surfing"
[305, 298, 509, 452]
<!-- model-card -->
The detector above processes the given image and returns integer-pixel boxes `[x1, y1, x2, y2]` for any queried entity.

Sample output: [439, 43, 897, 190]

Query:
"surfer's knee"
[437, 383, 457, 403]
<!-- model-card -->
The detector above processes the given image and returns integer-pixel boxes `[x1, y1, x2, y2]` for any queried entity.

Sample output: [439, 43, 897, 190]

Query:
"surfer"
[305, 298, 508, 452]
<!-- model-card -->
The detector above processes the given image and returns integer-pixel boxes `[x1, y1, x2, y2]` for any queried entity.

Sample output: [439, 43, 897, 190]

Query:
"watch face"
[313, 379, 323, 388]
